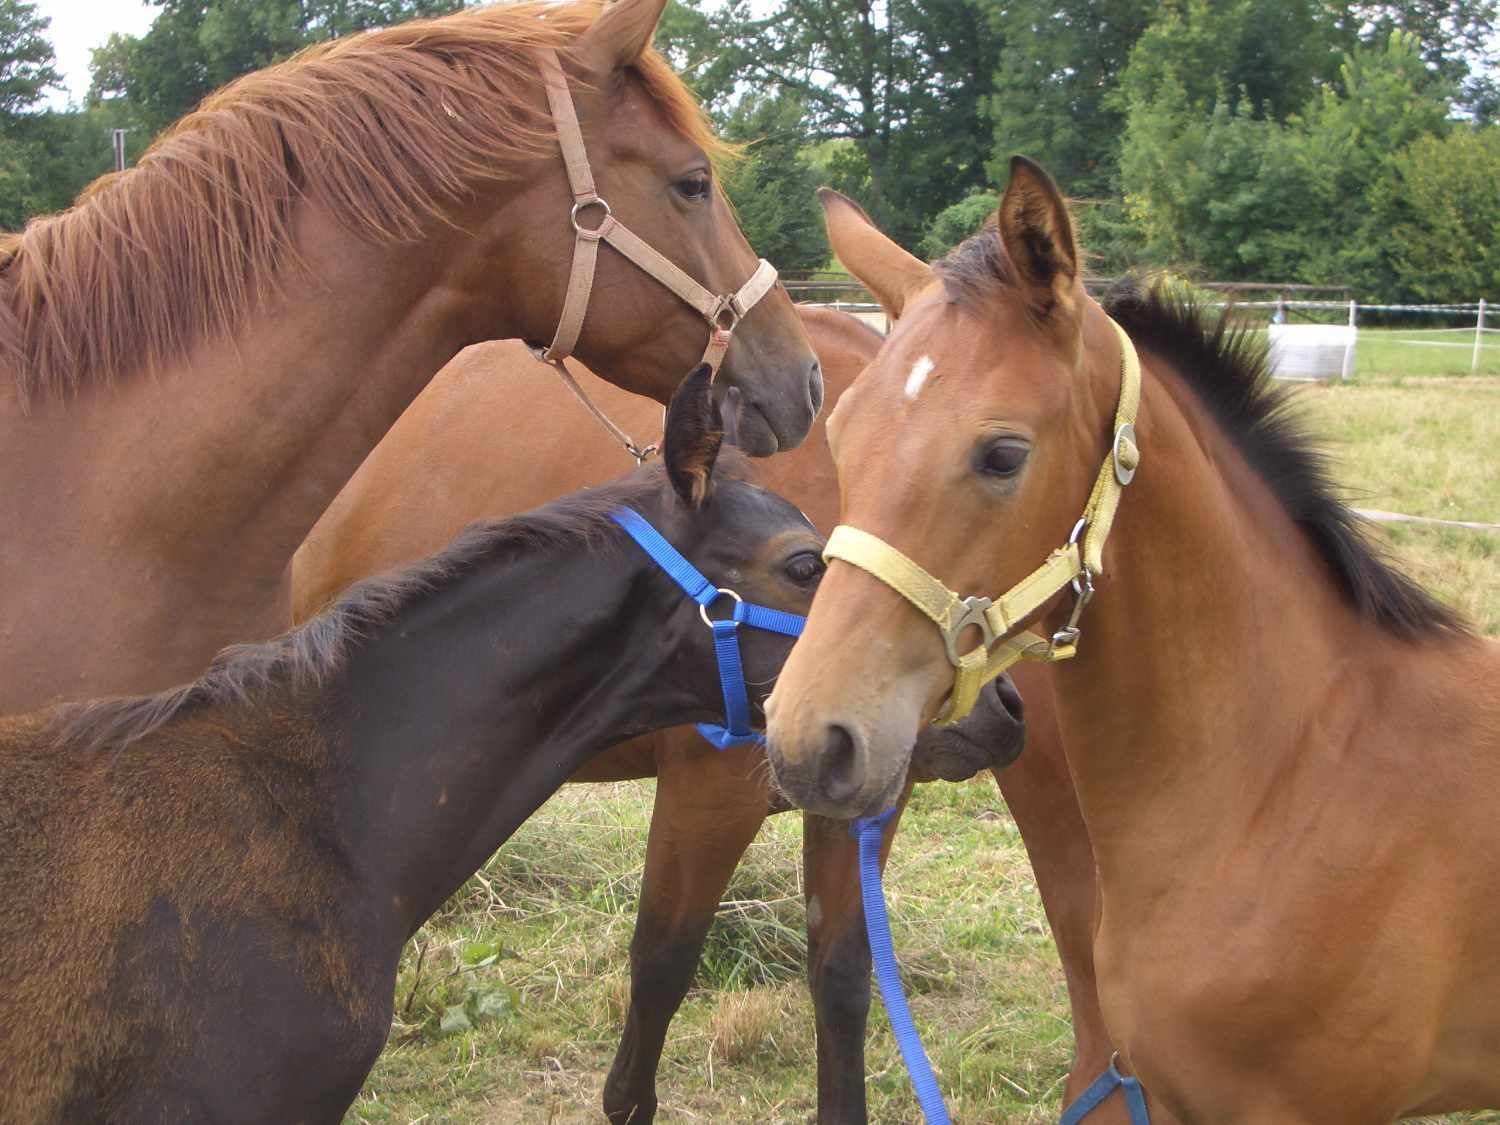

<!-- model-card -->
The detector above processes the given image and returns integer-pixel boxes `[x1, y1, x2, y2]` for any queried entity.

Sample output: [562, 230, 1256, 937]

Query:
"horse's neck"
[323, 537, 685, 945]
[1048, 360, 1393, 872]
[0, 203, 509, 710]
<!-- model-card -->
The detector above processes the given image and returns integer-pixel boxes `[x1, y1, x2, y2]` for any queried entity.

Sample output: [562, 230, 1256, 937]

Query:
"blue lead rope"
[853, 808, 952, 1125]
[609, 507, 804, 747]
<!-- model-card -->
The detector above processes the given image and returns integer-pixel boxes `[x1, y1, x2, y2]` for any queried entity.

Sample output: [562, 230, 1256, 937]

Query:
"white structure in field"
[1268, 323, 1355, 380]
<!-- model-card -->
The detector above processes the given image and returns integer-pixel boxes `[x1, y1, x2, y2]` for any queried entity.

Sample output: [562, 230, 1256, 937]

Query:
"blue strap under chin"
[608, 507, 805, 748]
[1060, 1054, 1151, 1125]
[853, 808, 951, 1124]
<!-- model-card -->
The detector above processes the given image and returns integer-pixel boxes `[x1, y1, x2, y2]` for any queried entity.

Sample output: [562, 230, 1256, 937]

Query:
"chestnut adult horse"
[295, 306, 1154, 1124]
[0, 0, 817, 713]
[767, 159, 1500, 1121]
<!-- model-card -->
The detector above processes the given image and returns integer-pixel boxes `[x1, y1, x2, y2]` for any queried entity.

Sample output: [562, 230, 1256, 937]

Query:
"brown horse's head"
[480, 0, 821, 452]
[765, 158, 1127, 817]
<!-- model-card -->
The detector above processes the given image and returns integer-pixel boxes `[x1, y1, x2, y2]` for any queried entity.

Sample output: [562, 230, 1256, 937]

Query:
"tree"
[1367, 126, 1500, 300]
[717, 94, 826, 273]
[0, 0, 57, 117]
[89, 0, 465, 135]
[917, 190, 997, 259]
[986, 0, 1153, 200]
[1345, 0, 1500, 119]
[0, 0, 60, 228]
[1117, 31, 1452, 291]
[708, 0, 1002, 244]
[1114, 0, 1345, 123]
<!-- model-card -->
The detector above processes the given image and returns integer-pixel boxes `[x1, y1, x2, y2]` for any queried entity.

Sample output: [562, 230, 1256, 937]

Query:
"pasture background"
[346, 365, 1499, 1123]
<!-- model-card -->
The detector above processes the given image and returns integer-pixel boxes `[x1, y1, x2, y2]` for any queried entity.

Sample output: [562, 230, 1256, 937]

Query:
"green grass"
[1351, 327, 1500, 380]
[347, 374, 1500, 1124]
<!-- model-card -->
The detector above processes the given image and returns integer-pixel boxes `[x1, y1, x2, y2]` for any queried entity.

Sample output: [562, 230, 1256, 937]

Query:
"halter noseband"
[610, 508, 805, 748]
[534, 50, 780, 464]
[821, 317, 1142, 724]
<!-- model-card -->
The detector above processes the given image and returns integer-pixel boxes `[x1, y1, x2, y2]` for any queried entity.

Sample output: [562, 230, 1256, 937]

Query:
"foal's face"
[765, 159, 1115, 818]
[646, 475, 826, 722]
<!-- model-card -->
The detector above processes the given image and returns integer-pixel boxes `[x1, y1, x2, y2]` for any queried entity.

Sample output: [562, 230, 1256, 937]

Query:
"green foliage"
[0, 0, 56, 116]
[918, 191, 998, 260]
[986, 0, 1153, 199]
[1367, 127, 1500, 301]
[709, 0, 1000, 244]
[1118, 31, 1456, 294]
[88, 0, 465, 134]
[718, 94, 826, 273]
[1114, 0, 1345, 122]
[0, 0, 60, 228]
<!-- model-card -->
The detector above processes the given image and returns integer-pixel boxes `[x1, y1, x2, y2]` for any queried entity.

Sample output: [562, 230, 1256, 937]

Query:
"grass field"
[346, 370, 1499, 1124]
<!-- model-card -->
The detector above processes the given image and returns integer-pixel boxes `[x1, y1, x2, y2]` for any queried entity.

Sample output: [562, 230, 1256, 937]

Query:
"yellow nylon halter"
[822, 317, 1142, 724]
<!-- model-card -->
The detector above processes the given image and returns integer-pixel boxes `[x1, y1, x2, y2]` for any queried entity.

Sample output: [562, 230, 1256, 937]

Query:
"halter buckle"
[699, 587, 743, 628]
[942, 595, 997, 666]
[570, 197, 612, 236]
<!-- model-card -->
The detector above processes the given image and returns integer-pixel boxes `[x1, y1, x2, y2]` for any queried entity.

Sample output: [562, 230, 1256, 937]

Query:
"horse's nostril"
[819, 723, 865, 803]
[807, 359, 825, 415]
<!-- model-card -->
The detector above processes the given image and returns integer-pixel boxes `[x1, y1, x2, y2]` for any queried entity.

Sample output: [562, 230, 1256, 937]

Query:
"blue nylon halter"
[852, 807, 952, 1124]
[609, 507, 804, 747]
[1061, 1054, 1151, 1124]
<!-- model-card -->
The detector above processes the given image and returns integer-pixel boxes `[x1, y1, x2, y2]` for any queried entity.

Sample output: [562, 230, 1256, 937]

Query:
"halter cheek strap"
[822, 316, 1142, 724]
[609, 508, 805, 747]
[534, 50, 781, 463]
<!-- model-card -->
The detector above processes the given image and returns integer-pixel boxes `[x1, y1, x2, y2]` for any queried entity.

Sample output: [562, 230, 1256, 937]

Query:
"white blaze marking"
[904, 355, 934, 400]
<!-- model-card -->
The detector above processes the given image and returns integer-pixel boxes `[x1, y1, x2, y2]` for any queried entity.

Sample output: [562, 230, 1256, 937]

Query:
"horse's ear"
[662, 363, 723, 509]
[819, 188, 932, 321]
[577, 0, 668, 71]
[997, 155, 1079, 319]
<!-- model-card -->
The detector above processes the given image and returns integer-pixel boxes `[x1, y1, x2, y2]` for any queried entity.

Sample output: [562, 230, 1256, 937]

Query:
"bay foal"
[0, 0, 817, 713]
[767, 159, 1500, 1121]
[0, 372, 822, 1124]
[295, 307, 1149, 1123]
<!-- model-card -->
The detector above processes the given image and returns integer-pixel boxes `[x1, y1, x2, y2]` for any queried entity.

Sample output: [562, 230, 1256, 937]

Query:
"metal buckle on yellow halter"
[529, 49, 780, 462]
[821, 317, 1142, 724]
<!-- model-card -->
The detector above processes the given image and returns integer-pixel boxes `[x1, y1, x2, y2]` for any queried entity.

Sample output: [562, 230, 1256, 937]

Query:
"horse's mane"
[936, 230, 1465, 641]
[46, 464, 699, 755]
[0, 0, 725, 404]
[1104, 274, 1467, 640]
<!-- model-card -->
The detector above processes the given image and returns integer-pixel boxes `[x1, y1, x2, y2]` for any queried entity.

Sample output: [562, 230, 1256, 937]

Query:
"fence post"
[1340, 299, 1357, 381]
[111, 129, 127, 173]
[1472, 298, 1487, 375]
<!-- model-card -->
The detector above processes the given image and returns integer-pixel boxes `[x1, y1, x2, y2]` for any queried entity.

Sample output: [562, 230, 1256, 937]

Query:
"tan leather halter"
[531, 49, 780, 463]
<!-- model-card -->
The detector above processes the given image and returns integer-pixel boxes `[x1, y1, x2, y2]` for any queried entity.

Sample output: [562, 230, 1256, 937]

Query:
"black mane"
[49, 465, 688, 754]
[1100, 272, 1466, 641]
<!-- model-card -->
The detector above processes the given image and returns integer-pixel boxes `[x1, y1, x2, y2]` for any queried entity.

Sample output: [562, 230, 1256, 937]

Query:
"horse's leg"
[602, 739, 771, 1125]
[801, 782, 914, 1125]
[994, 670, 1187, 1123]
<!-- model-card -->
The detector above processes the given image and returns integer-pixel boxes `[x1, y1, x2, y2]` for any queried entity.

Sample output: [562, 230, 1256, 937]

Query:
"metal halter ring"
[570, 197, 612, 234]
[710, 297, 743, 334]
[699, 587, 743, 628]
[942, 595, 997, 667]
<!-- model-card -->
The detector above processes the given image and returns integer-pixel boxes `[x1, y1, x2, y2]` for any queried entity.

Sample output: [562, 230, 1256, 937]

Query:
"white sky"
[36, 0, 157, 108]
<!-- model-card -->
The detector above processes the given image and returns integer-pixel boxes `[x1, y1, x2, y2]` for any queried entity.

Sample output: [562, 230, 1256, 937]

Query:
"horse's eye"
[785, 551, 825, 585]
[978, 439, 1030, 478]
[675, 173, 711, 202]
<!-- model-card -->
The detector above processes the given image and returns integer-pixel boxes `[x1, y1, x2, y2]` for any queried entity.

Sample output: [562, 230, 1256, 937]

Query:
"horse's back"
[0, 708, 385, 1122]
